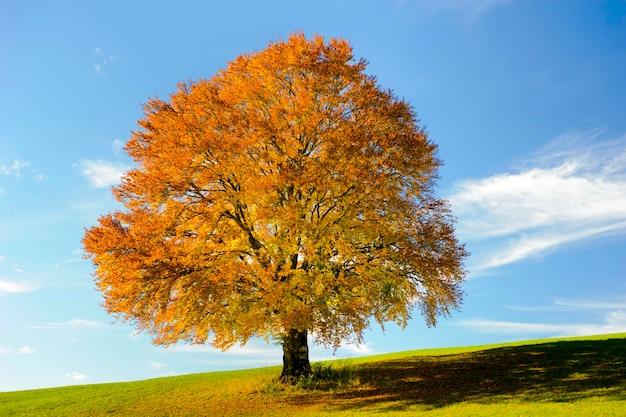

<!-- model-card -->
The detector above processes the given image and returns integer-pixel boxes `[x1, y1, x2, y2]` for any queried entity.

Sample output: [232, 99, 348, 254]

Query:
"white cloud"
[1, 159, 29, 177]
[340, 342, 374, 355]
[32, 319, 109, 332]
[168, 344, 218, 354]
[457, 319, 572, 334]
[403, 0, 511, 22]
[225, 344, 281, 356]
[504, 297, 626, 313]
[449, 130, 626, 272]
[78, 159, 128, 188]
[554, 299, 626, 310]
[308, 341, 375, 363]
[0, 345, 36, 355]
[457, 310, 626, 337]
[53, 257, 81, 269]
[145, 360, 164, 371]
[64, 319, 108, 329]
[127, 331, 142, 341]
[112, 139, 126, 155]
[167, 341, 285, 367]
[458, 297, 626, 337]
[0, 280, 34, 295]
[92, 47, 117, 76]
[18, 346, 35, 355]
[169, 343, 280, 357]
[93, 63, 105, 76]
[65, 372, 87, 381]
[170, 338, 374, 365]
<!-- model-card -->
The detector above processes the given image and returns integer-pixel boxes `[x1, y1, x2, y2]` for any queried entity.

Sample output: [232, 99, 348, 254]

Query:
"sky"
[1, 0, 625, 392]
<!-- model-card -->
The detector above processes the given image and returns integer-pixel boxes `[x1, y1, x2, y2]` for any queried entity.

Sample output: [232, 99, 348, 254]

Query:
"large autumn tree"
[83, 33, 467, 380]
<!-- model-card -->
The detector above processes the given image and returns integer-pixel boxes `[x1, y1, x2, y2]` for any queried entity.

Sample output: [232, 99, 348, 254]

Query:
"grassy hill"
[1, 333, 624, 416]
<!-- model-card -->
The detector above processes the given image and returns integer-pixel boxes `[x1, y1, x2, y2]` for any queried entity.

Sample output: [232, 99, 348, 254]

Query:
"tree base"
[280, 329, 311, 382]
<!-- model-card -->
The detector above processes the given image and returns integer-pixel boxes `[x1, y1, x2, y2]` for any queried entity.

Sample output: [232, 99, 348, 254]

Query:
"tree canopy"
[82, 32, 467, 379]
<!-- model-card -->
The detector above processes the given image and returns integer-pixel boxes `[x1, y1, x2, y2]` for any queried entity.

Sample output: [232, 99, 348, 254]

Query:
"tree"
[82, 33, 467, 381]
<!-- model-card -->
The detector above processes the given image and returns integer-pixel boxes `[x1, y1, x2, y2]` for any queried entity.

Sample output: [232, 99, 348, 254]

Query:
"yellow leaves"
[82, 32, 467, 353]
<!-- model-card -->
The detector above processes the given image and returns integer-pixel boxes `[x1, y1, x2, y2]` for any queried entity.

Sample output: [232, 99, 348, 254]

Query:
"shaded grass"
[292, 336, 626, 413]
[1, 333, 624, 416]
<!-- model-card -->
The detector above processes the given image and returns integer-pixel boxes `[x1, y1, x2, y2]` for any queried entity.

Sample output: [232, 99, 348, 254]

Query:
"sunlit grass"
[1, 333, 624, 416]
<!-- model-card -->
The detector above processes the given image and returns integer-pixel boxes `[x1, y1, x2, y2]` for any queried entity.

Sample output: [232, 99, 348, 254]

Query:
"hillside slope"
[1, 333, 624, 416]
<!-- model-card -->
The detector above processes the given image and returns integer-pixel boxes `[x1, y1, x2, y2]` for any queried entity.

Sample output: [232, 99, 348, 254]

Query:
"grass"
[1, 333, 624, 416]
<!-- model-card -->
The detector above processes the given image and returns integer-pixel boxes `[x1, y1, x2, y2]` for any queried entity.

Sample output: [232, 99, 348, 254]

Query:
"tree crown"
[83, 32, 467, 351]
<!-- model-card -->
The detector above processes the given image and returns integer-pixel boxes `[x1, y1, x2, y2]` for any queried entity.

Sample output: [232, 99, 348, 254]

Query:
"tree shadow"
[290, 337, 626, 412]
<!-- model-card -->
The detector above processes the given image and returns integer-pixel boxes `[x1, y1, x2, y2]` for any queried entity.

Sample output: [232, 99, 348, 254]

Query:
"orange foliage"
[82, 32, 467, 352]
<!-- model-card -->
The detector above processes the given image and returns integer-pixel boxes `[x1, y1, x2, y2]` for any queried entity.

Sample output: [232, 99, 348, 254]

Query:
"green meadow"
[1, 333, 624, 416]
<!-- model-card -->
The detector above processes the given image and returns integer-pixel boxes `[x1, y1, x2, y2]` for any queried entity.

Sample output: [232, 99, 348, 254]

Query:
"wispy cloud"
[338, 342, 375, 355]
[554, 299, 626, 310]
[145, 360, 165, 371]
[0, 345, 37, 355]
[92, 47, 117, 76]
[457, 319, 576, 334]
[65, 372, 87, 381]
[169, 343, 280, 357]
[504, 297, 626, 312]
[144, 360, 178, 376]
[458, 297, 626, 337]
[32, 319, 109, 332]
[449, 129, 626, 273]
[400, 0, 512, 22]
[53, 257, 82, 269]
[112, 139, 126, 156]
[127, 331, 142, 341]
[457, 311, 626, 337]
[168, 338, 374, 364]
[0, 280, 35, 295]
[313, 341, 376, 361]
[18, 345, 35, 355]
[92, 63, 104, 75]
[78, 159, 128, 188]
[505, 298, 626, 312]
[167, 341, 287, 367]
[1, 159, 29, 177]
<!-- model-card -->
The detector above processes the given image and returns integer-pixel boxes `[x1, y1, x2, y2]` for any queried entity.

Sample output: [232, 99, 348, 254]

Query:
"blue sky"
[1, 0, 625, 392]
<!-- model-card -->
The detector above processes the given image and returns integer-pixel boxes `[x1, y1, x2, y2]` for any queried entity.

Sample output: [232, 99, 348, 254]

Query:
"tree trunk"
[280, 328, 311, 382]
